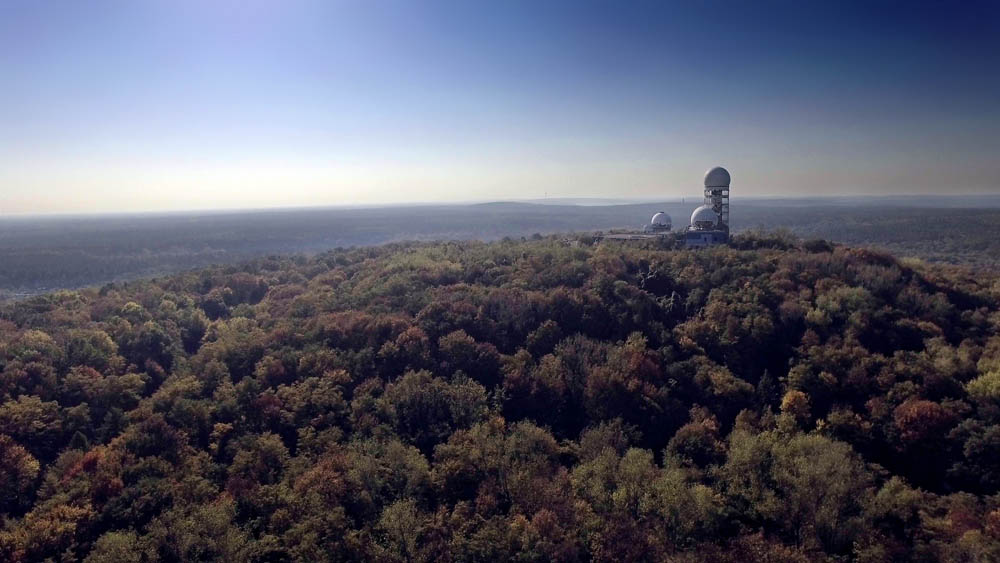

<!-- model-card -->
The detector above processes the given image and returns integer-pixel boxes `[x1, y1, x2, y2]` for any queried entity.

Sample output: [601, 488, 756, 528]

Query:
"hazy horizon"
[4, 192, 1000, 220]
[3, 0, 999, 214]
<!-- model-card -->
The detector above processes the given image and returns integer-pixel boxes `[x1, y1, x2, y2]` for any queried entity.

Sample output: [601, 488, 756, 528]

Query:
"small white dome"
[690, 205, 718, 228]
[651, 212, 671, 226]
[704, 166, 731, 188]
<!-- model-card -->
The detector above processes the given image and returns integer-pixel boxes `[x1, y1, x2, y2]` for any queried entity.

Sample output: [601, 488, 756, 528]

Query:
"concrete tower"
[703, 166, 730, 232]
[685, 166, 731, 247]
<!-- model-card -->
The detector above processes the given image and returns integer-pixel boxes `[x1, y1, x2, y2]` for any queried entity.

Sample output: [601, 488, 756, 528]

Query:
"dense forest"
[1, 233, 999, 561]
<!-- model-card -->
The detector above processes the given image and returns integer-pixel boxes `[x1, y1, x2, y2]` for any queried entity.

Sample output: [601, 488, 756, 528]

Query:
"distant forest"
[2, 200, 1000, 300]
[1, 234, 999, 560]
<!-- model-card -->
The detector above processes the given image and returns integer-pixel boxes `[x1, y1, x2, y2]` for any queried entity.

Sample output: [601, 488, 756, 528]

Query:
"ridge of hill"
[4, 202, 1000, 299]
[1, 233, 999, 561]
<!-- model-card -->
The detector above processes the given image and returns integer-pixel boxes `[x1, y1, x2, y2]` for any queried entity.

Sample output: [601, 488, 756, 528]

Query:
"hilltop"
[1, 234, 999, 561]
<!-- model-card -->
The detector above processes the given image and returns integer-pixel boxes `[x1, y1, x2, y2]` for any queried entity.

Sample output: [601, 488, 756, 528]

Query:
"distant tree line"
[3, 205, 1000, 299]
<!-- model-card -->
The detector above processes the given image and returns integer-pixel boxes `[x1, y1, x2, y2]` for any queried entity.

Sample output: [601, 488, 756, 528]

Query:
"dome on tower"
[704, 166, 731, 188]
[690, 205, 718, 229]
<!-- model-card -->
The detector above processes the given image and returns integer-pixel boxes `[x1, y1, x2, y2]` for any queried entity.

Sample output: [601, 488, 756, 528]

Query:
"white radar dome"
[651, 212, 671, 226]
[691, 205, 718, 228]
[704, 166, 731, 188]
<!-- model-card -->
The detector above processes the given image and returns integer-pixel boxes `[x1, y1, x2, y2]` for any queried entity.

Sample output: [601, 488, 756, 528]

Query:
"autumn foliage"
[1, 234, 999, 561]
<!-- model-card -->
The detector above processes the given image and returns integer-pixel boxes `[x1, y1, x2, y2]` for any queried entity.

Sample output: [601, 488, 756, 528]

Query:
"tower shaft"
[704, 186, 729, 231]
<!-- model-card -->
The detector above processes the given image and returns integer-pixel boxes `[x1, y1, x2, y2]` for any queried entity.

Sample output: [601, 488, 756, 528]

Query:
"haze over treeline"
[4, 197, 1000, 299]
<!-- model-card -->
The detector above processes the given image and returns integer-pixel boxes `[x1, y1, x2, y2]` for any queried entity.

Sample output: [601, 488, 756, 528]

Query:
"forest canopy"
[1, 233, 999, 561]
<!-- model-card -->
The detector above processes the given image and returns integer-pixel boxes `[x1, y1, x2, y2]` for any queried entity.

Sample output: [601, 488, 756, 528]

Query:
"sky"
[1, 0, 999, 214]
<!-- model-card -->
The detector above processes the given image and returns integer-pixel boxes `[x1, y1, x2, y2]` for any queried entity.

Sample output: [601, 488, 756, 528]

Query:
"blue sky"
[2, 0, 998, 213]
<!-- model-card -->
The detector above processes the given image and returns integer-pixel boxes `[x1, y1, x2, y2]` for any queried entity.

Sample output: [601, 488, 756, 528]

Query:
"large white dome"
[651, 212, 671, 226]
[704, 166, 731, 188]
[690, 205, 718, 228]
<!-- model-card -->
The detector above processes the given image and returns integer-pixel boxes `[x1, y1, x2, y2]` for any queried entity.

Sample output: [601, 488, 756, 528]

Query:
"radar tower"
[703, 166, 730, 232]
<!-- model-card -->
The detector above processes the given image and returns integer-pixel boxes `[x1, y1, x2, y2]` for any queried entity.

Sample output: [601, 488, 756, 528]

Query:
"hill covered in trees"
[1, 234, 999, 561]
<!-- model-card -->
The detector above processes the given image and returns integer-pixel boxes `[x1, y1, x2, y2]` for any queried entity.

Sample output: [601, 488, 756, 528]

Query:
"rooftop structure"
[644, 211, 672, 233]
[690, 205, 718, 230]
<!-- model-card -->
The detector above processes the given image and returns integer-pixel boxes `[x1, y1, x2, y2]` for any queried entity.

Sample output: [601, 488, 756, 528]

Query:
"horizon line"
[3, 192, 1000, 219]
